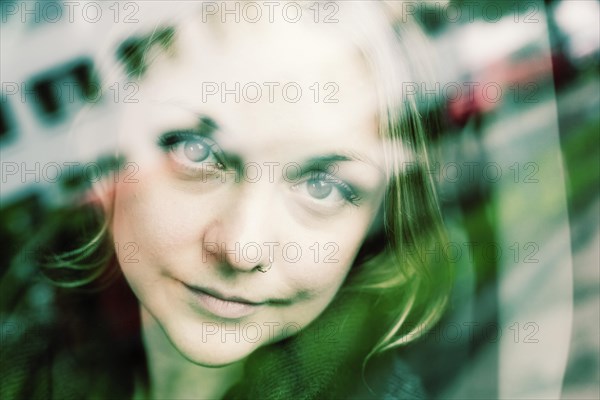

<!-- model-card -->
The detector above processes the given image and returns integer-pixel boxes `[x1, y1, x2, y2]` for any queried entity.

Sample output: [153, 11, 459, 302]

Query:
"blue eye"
[293, 172, 360, 206]
[183, 139, 211, 162]
[306, 178, 333, 199]
[158, 131, 225, 172]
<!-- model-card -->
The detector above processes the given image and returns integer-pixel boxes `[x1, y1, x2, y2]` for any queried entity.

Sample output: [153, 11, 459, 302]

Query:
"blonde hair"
[334, 3, 453, 355]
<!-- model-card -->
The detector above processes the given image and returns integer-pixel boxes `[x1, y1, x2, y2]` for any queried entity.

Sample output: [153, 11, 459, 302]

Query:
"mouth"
[181, 282, 267, 319]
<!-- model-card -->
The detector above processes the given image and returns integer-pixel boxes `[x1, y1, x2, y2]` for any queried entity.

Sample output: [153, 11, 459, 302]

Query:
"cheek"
[274, 237, 363, 332]
[110, 177, 209, 272]
[282, 209, 377, 322]
[280, 216, 371, 298]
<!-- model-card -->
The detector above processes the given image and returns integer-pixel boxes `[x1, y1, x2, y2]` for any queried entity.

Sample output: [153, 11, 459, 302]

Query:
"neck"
[140, 307, 244, 400]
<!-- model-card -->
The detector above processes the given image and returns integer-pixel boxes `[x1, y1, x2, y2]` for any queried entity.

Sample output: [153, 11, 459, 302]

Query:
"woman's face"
[110, 19, 387, 366]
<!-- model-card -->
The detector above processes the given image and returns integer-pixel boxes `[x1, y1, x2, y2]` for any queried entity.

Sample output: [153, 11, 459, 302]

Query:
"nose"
[203, 183, 276, 273]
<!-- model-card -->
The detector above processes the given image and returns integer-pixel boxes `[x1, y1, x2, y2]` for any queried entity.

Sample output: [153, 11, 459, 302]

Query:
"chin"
[165, 320, 263, 367]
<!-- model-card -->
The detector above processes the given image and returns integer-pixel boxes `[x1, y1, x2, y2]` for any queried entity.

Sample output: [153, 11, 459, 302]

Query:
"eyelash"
[158, 130, 226, 171]
[157, 131, 361, 206]
[302, 171, 361, 206]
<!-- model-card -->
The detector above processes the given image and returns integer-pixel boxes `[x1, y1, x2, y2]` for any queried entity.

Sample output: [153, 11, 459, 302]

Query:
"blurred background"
[1, 1, 598, 398]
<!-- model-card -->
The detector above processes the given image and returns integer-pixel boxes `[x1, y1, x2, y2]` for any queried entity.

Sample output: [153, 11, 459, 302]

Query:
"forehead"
[136, 16, 381, 159]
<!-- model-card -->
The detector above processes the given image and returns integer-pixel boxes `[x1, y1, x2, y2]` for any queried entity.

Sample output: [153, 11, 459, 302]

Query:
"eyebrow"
[305, 152, 379, 168]
[299, 153, 382, 175]
[196, 116, 219, 137]
[192, 115, 383, 174]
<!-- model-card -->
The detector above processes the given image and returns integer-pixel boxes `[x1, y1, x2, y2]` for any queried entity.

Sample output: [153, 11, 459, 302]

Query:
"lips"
[182, 282, 266, 319]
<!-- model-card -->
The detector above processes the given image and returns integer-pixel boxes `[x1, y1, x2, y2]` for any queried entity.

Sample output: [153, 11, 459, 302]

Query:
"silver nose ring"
[256, 257, 273, 273]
